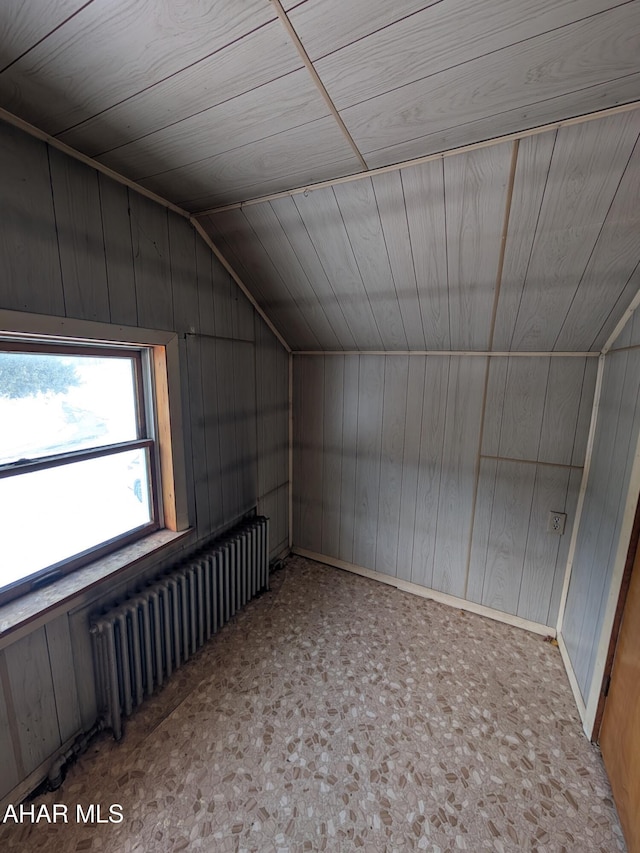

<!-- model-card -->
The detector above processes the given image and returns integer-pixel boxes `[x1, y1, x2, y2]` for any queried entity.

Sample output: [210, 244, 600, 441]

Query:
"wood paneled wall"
[293, 354, 597, 627]
[562, 310, 640, 705]
[0, 120, 289, 802]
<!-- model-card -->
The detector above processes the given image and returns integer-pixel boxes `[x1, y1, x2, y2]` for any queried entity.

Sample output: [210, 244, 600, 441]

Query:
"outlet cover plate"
[548, 511, 567, 534]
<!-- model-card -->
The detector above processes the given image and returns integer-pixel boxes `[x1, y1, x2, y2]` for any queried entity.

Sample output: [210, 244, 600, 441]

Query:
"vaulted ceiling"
[1, 0, 639, 351]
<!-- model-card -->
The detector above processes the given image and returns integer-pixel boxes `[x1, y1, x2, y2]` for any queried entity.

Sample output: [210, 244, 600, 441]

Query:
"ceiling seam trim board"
[462, 138, 520, 601]
[190, 218, 291, 353]
[193, 100, 640, 216]
[268, 0, 368, 171]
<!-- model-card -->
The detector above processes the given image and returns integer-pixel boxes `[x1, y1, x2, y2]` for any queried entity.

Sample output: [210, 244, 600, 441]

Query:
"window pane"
[0, 352, 139, 465]
[0, 449, 152, 589]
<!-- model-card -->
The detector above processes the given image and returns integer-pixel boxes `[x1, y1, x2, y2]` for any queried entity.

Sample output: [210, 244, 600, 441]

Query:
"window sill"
[0, 528, 194, 644]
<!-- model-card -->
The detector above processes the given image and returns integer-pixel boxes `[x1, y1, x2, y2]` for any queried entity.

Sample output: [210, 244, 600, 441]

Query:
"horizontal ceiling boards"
[314, 0, 622, 110]
[97, 69, 330, 180]
[341, 3, 640, 162]
[57, 21, 303, 157]
[0, 0, 274, 135]
[0, 0, 89, 71]
[285, 0, 439, 60]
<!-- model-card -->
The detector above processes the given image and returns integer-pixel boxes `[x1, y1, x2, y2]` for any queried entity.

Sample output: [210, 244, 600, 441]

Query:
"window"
[0, 338, 161, 605]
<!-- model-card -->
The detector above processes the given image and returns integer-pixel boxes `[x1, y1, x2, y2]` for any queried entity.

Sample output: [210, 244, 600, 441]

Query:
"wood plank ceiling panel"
[371, 171, 427, 349]
[284, 0, 438, 57]
[508, 111, 640, 351]
[492, 131, 558, 352]
[0, 0, 89, 70]
[290, 187, 385, 349]
[95, 69, 331, 180]
[554, 134, 640, 351]
[312, 0, 621, 110]
[443, 142, 511, 350]
[203, 209, 316, 350]
[147, 117, 364, 210]
[0, 0, 274, 135]
[57, 20, 302, 156]
[332, 179, 408, 349]
[400, 161, 449, 349]
[241, 202, 342, 350]
[267, 196, 358, 349]
[341, 4, 640, 167]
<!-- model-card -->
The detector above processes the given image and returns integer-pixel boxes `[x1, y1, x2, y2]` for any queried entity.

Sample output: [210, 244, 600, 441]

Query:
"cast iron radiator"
[91, 515, 269, 739]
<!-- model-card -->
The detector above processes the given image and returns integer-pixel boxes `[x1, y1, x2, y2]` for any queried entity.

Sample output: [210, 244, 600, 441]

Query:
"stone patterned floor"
[1, 556, 625, 852]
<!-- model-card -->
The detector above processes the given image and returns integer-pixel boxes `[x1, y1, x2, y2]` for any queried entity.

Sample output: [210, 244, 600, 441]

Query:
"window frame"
[0, 311, 190, 608]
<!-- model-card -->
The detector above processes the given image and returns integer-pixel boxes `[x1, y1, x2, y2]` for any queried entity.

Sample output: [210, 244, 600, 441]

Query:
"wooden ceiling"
[1, 0, 639, 352]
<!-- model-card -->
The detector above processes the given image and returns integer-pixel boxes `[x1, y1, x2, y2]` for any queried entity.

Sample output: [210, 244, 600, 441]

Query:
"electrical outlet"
[547, 511, 567, 534]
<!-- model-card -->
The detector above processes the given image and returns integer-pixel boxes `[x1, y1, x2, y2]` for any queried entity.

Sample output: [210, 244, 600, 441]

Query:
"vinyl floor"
[0, 555, 625, 852]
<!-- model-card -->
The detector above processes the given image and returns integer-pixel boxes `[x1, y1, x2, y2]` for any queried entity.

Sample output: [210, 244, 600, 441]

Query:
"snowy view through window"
[0, 352, 152, 588]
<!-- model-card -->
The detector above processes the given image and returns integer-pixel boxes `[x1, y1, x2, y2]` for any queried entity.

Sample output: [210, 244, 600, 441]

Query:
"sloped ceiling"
[1, 0, 639, 351]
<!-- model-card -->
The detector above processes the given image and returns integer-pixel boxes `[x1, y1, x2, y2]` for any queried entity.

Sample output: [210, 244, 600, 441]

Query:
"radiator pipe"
[47, 718, 107, 791]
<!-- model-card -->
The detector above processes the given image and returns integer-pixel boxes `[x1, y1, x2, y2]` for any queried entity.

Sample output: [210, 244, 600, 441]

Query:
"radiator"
[91, 515, 269, 740]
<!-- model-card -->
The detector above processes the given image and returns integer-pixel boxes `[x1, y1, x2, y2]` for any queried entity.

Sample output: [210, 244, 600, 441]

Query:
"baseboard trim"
[292, 548, 555, 638]
[557, 631, 587, 730]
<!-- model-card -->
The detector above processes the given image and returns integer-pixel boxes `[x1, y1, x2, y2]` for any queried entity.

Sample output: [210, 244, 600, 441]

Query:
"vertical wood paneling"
[168, 215, 199, 334]
[498, 357, 549, 461]
[492, 132, 556, 351]
[549, 467, 582, 627]
[466, 457, 499, 604]
[339, 356, 360, 562]
[214, 338, 239, 524]
[572, 357, 598, 467]
[45, 614, 82, 743]
[321, 356, 344, 558]
[481, 460, 537, 614]
[0, 662, 20, 799]
[433, 357, 487, 596]
[375, 356, 408, 576]
[196, 236, 215, 337]
[333, 179, 408, 350]
[298, 357, 324, 553]
[243, 202, 338, 349]
[4, 629, 60, 775]
[481, 358, 509, 457]
[99, 177, 137, 326]
[579, 351, 640, 694]
[396, 357, 426, 581]
[293, 190, 384, 349]
[49, 149, 110, 323]
[129, 193, 173, 331]
[255, 319, 276, 500]
[402, 162, 449, 349]
[353, 356, 384, 568]
[538, 358, 586, 465]
[269, 196, 356, 349]
[371, 171, 426, 349]
[517, 465, 570, 624]
[510, 113, 640, 351]
[233, 341, 257, 514]
[187, 334, 211, 537]
[207, 210, 311, 349]
[444, 144, 510, 349]
[411, 357, 449, 588]
[0, 126, 64, 316]
[562, 347, 640, 698]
